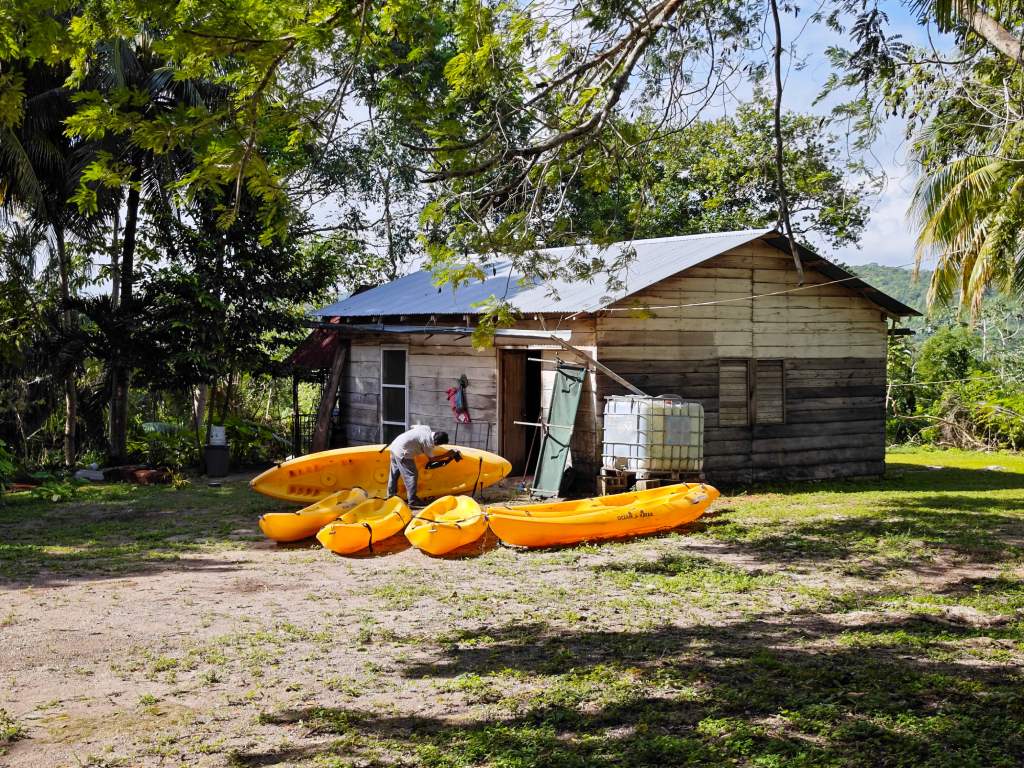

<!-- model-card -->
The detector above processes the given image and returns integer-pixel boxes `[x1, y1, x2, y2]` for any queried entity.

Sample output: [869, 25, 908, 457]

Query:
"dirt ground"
[2, 452, 1024, 767]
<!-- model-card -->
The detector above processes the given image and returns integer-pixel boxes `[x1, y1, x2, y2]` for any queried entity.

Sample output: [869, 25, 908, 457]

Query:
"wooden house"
[294, 229, 918, 486]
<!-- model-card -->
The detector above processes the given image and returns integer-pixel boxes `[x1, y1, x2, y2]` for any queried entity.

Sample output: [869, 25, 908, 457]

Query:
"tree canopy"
[4, 0, 1024, 467]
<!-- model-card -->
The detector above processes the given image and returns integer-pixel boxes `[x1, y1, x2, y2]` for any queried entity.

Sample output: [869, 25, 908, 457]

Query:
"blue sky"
[777, 3, 943, 268]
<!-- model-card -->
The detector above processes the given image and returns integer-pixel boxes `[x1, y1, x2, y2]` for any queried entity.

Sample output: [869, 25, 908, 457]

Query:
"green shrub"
[28, 473, 83, 503]
[225, 416, 289, 467]
[945, 380, 1024, 450]
[127, 427, 198, 470]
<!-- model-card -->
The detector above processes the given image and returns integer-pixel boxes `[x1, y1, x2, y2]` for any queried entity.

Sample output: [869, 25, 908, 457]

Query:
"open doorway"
[499, 349, 542, 475]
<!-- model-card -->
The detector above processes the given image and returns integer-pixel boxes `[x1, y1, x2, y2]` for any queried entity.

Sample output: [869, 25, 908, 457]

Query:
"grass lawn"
[1, 449, 1023, 767]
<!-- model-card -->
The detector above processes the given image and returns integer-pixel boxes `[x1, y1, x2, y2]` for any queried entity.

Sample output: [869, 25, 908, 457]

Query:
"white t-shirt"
[387, 425, 436, 459]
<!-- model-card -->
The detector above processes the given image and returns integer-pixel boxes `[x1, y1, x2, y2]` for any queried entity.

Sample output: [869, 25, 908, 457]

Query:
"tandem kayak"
[250, 445, 511, 504]
[486, 483, 718, 548]
[405, 495, 487, 556]
[258, 488, 369, 543]
[316, 496, 412, 554]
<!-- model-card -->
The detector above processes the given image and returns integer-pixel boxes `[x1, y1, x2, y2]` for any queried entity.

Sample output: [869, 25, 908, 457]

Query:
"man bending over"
[385, 425, 461, 506]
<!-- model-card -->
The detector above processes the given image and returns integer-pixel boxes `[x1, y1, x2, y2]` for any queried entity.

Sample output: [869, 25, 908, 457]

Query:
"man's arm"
[424, 448, 463, 469]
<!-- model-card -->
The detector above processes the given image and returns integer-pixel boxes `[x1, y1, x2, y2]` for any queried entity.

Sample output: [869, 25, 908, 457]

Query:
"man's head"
[432, 430, 449, 446]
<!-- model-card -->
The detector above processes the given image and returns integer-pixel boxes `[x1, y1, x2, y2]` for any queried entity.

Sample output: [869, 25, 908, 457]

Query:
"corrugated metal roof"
[314, 229, 771, 317]
[313, 229, 919, 318]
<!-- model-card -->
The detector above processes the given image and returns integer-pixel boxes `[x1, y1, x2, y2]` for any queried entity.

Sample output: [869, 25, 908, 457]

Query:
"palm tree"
[911, 141, 1024, 317]
[908, 4, 1024, 317]
[0, 61, 94, 466]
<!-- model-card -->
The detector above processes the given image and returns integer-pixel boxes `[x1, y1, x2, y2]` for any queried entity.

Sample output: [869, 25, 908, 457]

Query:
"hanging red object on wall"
[447, 375, 471, 423]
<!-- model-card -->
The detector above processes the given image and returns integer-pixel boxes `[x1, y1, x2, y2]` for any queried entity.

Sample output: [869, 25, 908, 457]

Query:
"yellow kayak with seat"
[405, 495, 487, 555]
[316, 497, 412, 554]
[250, 444, 511, 504]
[487, 483, 717, 548]
[258, 488, 368, 542]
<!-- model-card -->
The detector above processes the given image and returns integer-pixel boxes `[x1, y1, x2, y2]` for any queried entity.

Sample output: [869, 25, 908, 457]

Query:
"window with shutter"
[755, 359, 785, 424]
[718, 359, 750, 426]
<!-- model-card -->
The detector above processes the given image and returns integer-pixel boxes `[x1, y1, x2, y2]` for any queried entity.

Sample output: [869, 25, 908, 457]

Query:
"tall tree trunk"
[109, 179, 141, 463]
[958, 2, 1022, 61]
[110, 207, 121, 309]
[220, 370, 235, 423]
[192, 384, 208, 436]
[205, 380, 217, 445]
[768, 0, 804, 284]
[291, 373, 301, 455]
[193, 383, 208, 473]
[54, 225, 77, 467]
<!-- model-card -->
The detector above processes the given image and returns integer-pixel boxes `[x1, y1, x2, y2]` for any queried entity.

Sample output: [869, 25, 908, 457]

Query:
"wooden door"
[500, 350, 528, 473]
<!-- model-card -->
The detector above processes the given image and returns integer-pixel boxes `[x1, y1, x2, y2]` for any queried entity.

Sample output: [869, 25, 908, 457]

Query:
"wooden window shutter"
[718, 359, 750, 426]
[755, 359, 785, 425]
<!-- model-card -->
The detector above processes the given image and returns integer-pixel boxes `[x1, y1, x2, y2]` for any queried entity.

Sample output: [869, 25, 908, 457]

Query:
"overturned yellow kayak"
[316, 497, 411, 554]
[487, 483, 717, 548]
[259, 488, 368, 542]
[250, 444, 511, 504]
[405, 495, 487, 556]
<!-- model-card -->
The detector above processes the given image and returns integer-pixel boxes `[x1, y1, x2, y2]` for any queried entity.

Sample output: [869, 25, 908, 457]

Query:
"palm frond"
[0, 127, 46, 215]
[967, 173, 1024, 310]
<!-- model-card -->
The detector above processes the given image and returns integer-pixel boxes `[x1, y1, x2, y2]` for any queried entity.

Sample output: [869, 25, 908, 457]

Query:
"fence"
[292, 412, 318, 456]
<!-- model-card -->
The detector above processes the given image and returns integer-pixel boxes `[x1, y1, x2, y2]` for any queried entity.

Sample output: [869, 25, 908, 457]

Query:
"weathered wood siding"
[339, 342, 380, 445]
[596, 240, 889, 485]
[338, 335, 498, 450]
[331, 238, 891, 486]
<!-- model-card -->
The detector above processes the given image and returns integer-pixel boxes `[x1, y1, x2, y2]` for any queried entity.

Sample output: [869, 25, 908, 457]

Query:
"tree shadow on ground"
[686, 503, 1024, 569]
[236, 613, 1024, 768]
[0, 480, 284, 585]
[685, 463, 1024, 578]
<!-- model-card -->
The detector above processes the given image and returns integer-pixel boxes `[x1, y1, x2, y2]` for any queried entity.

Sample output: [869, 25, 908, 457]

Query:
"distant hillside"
[848, 262, 930, 315]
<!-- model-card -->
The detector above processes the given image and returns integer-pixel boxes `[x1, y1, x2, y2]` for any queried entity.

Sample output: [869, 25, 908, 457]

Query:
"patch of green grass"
[0, 709, 23, 744]
[441, 673, 505, 704]
[0, 479, 283, 580]
[370, 580, 439, 610]
[598, 553, 784, 609]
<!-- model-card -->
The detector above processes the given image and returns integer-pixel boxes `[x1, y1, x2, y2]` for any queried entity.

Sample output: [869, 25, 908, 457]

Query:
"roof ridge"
[539, 228, 773, 250]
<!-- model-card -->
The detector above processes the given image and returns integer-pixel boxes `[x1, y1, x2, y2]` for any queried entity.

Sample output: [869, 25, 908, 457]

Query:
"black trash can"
[205, 444, 230, 478]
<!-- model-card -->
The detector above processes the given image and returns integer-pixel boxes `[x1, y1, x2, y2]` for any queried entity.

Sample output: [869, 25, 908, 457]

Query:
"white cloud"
[835, 170, 919, 268]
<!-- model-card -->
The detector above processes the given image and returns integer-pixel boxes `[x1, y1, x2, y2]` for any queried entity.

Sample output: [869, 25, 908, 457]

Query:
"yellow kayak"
[316, 497, 412, 554]
[258, 488, 368, 542]
[405, 495, 487, 556]
[487, 483, 718, 548]
[250, 444, 511, 504]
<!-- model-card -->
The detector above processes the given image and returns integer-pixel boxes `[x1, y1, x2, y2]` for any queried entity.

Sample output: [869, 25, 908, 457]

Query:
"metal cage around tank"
[601, 395, 705, 476]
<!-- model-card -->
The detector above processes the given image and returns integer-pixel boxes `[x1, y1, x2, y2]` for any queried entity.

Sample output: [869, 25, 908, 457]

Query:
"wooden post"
[311, 341, 347, 453]
[291, 373, 300, 455]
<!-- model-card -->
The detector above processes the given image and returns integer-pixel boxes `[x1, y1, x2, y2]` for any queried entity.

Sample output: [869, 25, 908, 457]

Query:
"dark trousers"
[387, 455, 419, 500]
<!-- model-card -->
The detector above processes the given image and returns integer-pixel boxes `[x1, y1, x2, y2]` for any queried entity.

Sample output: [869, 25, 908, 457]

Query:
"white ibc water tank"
[602, 395, 704, 472]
